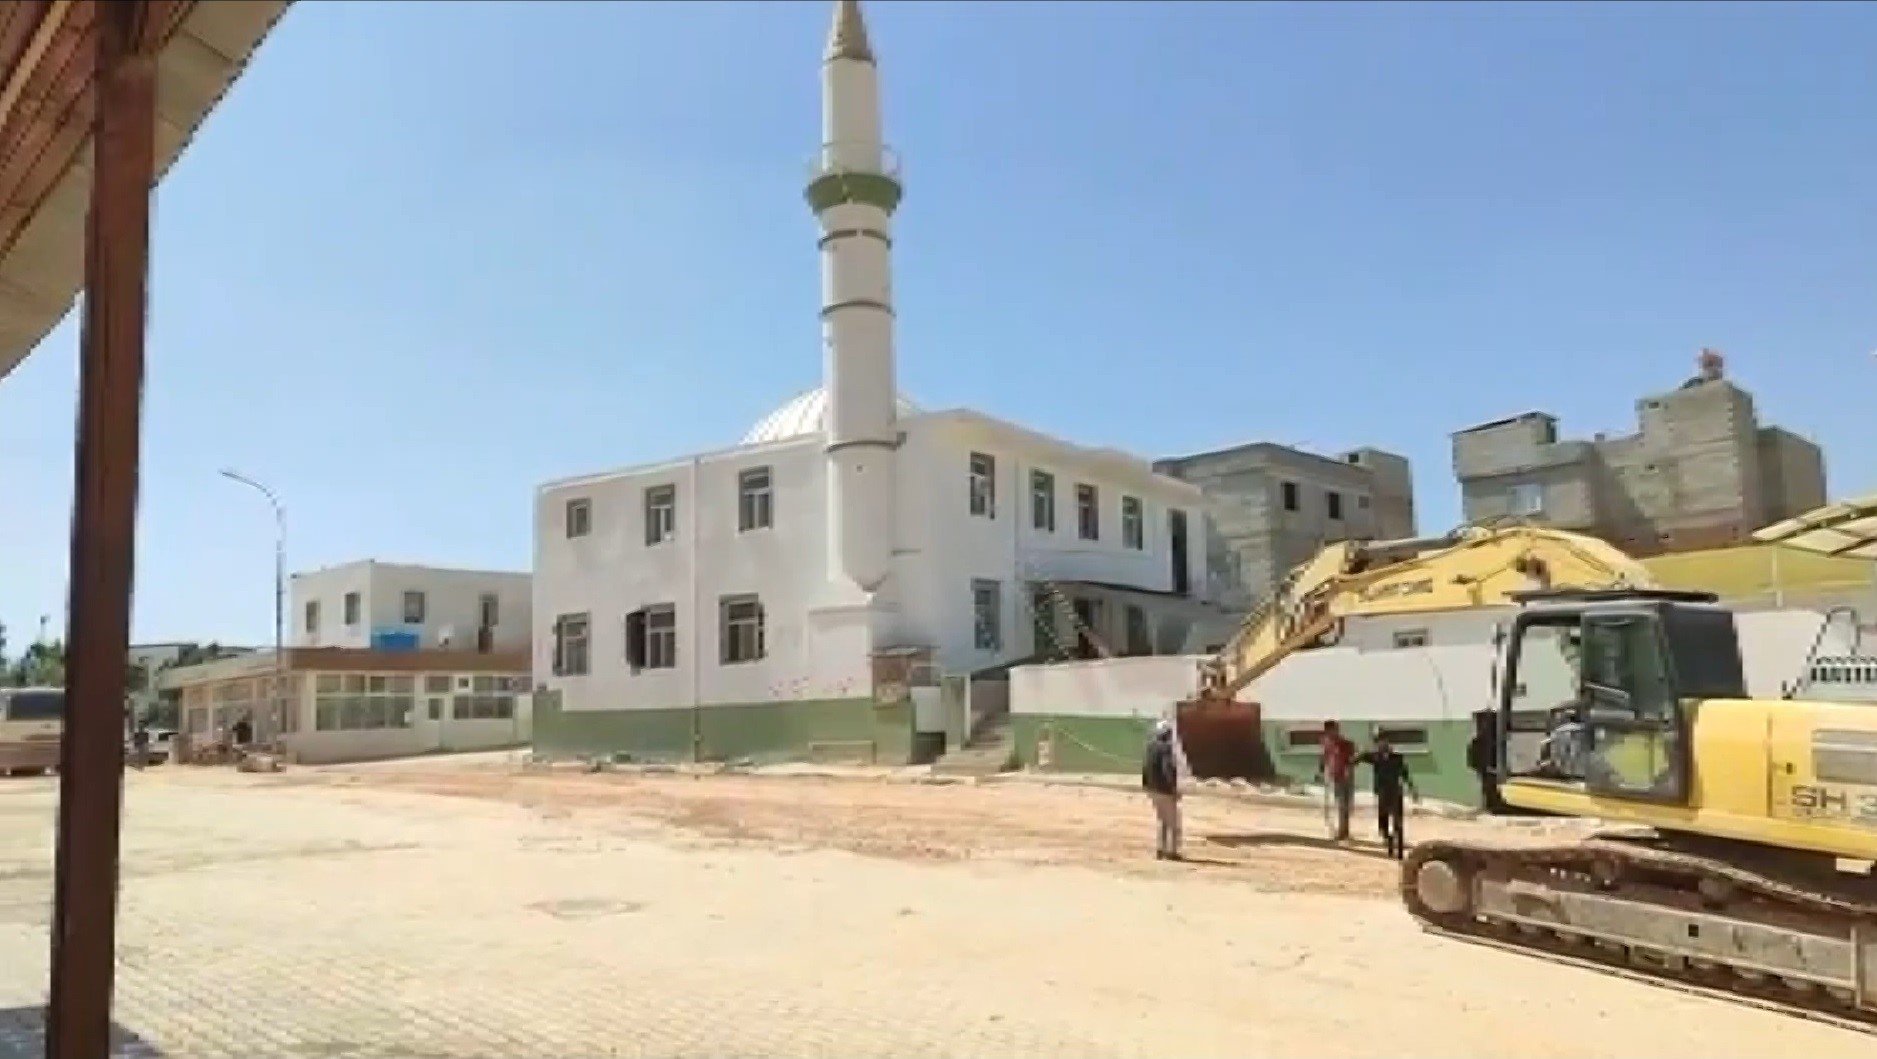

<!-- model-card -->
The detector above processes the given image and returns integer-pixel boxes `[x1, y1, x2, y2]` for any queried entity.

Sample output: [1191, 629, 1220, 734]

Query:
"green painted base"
[533, 695, 911, 766]
[1015, 714, 1485, 807]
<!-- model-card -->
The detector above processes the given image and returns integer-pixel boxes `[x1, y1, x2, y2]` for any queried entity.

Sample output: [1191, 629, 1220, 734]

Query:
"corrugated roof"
[1752, 494, 1877, 561]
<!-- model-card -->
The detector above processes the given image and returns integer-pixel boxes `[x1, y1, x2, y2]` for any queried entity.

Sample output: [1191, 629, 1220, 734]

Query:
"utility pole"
[220, 469, 287, 741]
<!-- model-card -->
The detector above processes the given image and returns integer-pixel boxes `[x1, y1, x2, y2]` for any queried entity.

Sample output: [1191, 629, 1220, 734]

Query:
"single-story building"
[159, 646, 532, 764]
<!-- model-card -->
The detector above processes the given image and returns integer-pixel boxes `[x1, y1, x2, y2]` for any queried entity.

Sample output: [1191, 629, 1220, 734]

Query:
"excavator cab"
[1494, 588, 1745, 810]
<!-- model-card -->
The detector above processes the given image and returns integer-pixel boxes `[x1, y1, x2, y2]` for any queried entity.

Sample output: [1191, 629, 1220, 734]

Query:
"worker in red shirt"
[1314, 720, 1357, 841]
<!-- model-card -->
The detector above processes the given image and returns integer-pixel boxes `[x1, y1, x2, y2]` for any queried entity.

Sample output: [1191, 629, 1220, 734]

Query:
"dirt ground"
[7, 760, 1867, 1057]
[305, 762, 1585, 897]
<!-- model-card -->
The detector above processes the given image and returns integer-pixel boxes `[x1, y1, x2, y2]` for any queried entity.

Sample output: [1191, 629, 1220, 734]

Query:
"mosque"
[530, 0, 1226, 765]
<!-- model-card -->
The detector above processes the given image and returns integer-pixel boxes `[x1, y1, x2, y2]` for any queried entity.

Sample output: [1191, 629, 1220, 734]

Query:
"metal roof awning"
[1752, 495, 1877, 561]
[0, 0, 290, 382]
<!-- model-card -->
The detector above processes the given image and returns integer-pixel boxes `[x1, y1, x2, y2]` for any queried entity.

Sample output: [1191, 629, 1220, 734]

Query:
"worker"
[1140, 718, 1182, 861]
[1357, 736, 1420, 859]
[1314, 720, 1357, 841]
[1537, 705, 1589, 779]
[1465, 709, 1504, 813]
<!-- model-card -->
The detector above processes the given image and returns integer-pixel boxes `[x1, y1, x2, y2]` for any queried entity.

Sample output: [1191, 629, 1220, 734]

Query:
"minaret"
[809, 0, 901, 596]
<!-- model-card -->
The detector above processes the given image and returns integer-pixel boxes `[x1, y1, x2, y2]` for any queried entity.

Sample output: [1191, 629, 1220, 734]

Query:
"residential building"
[1452, 350, 1826, 557]
[291, 561, 530, 654]
[531, 0, 1226, 767]
[1153, 442, 1416, 611]
[158, 647, 531, 764]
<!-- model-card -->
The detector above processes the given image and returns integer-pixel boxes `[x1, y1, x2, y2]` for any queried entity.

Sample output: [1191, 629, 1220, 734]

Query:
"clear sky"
[1, 0, 1873, 649]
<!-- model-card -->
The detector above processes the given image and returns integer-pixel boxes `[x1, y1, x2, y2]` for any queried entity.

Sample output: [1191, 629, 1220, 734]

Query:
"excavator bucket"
[1174, 698, 1277, 782]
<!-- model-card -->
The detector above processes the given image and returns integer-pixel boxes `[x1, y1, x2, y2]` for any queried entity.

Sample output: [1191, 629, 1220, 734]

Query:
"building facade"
[1154, 442, 1416, 612]
[159, 647, 531, 764]
[291, 561, 531, 654]
[530, 1, 1224, 766]
[1453, 351, 1826, 557]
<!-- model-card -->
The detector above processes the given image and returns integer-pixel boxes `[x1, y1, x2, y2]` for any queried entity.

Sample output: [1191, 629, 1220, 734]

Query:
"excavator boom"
[1178, 521, 1656, 780]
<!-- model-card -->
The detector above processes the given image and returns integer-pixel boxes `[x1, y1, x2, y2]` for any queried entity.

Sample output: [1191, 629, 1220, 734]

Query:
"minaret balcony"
[806, 142, 903, 214]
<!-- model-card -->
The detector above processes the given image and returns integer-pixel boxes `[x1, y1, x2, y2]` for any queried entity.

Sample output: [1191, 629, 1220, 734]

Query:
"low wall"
[531, 695, 907, 765]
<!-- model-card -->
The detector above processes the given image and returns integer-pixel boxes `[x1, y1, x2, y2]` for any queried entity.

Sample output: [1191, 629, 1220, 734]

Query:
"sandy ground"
[0, 760, 1868, 1058]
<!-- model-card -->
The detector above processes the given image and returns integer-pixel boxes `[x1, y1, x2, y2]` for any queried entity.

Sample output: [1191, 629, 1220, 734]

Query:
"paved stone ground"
[1, 766, 1872, 1058]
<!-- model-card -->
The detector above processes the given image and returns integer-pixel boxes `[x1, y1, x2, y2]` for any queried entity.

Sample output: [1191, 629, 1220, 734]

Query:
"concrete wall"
[291, 562, 530, 653]
[1452, 373, 1827, 559]
[1156, 441, 1412, 611]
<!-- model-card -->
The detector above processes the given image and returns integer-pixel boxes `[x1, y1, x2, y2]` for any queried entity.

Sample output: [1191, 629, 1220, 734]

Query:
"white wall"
[365, 564, 532, 652]
[290, 563, 373, 648]
[911, 412, 1213, 674]
[1012, 606, 1852, 722]
[534, 436, 863, 714]
[291, 562, 531, 652]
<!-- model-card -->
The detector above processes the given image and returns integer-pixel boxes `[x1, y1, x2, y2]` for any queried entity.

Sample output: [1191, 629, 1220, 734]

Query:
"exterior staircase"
[931, 713, 1016, 778]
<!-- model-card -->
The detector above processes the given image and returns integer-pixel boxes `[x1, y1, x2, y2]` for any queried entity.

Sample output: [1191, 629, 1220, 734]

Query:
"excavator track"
[1401, 837, 1877, 1034]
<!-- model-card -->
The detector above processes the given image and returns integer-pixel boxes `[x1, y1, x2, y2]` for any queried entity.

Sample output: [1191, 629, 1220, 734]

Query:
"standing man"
[1466, 709, 1504, 813]
[1357, 735, 1420, 859]
[1315, 720, 1357, 842]
[1140, 719, 1182, 861]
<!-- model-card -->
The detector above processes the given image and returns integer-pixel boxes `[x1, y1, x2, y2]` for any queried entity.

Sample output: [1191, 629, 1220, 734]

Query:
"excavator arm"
[1198, 523, 1657, 701]
[1176, 522, 1655, 781]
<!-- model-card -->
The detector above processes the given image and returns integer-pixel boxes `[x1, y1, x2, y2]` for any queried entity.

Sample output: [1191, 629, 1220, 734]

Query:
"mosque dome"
[742, 387, 919, 446]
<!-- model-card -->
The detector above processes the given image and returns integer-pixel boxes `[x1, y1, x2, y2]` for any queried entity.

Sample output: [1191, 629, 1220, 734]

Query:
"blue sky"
[1, 0, 1873, 648]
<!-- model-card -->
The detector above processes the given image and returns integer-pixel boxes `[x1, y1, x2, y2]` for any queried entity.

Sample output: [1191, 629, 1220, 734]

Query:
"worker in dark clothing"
[1140, 719, 1182, 861]
[1466, 709, 1504, 813]
[1357, 735, 1420, 859]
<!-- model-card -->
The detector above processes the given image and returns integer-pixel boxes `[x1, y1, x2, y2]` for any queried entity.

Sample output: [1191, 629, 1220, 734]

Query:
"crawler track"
[1402, 837, 1877, 1034]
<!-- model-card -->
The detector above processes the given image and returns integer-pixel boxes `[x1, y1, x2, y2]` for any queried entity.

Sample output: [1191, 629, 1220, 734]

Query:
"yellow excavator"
[1173, 520, 1657, 780]
[1400, 497, 1877, 1030]
[1175, 504, 1877, 1028]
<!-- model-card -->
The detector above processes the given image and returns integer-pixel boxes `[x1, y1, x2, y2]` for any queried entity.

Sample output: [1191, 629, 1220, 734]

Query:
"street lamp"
[219, 468, 286, 743]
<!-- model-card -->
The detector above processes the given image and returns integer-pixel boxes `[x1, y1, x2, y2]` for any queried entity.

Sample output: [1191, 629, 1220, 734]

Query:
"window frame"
[972, 579, 1003, 652]
[645, 484, 677, 546]
[720, 595, 767, 665]
[343, 591, 361, 626]
[737, 466, 774, 532]
[402, 590, 426, 625]
[1326, 490, 1344, 521]
[968, 452, 996, 518]
[645, 604, 677, 669]
[304, 599, 320, 635]
[1281, 481, 1300, 512]
[1030, 469, 1056, 532]
[554, 612, 592, 676]
[565, 497, 592, 538]
[1076, 483, 1100, 541]
[1121, 496, 1144, 550]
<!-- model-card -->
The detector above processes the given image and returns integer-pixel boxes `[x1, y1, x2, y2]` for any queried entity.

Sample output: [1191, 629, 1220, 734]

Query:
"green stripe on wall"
[534, 695, 910, 765]
[1014, 714, 1485, 807]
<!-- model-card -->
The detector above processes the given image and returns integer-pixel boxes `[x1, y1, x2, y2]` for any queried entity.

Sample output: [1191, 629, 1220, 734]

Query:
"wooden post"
[46, 2, 158, 1056]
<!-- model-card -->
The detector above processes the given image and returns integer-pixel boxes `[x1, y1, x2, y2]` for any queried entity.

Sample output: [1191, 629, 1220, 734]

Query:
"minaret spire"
[807, 0, 901, 597]
[826, 0, 873, 64]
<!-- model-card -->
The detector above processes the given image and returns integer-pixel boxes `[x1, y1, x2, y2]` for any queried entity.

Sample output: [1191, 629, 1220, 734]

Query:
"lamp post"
[220, 469, 286, 742]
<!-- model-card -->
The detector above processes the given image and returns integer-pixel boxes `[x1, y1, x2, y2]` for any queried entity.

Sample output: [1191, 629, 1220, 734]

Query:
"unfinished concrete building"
[1452, 351, 1826, 558]
[1154, 443, 1416, 612]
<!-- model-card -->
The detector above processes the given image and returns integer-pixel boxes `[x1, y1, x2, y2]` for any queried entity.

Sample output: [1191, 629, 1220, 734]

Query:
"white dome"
[743, 387, 919, 445]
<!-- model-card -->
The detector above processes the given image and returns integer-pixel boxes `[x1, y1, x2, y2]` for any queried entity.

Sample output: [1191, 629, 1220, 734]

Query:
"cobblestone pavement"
[1, 767, 1872, 1059]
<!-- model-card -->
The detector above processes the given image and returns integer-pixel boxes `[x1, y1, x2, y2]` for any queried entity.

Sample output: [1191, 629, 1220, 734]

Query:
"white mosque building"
[531, 0, 1225, 765]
